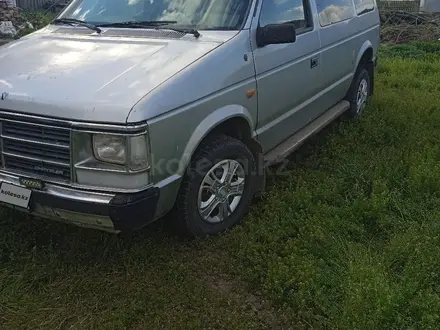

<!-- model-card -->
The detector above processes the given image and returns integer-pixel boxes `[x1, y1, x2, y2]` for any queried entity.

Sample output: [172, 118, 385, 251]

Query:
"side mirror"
[256, 24, 296, 48]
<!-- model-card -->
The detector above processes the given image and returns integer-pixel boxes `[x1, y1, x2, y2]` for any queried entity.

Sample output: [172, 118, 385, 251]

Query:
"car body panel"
[250, 0, 323, 152]
[319, 9, 380, 108]
[0, 26, 233, 123]
[140, 31, 258, 216]
[127, 30, 256, 123]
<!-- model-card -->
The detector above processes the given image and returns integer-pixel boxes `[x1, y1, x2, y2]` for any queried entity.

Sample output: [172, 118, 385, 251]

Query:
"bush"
[18, 10, 54, 37]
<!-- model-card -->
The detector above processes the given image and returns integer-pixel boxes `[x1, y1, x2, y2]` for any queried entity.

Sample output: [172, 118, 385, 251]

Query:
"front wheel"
[345, 68, 371, 117]
[176, 135, 256, 238]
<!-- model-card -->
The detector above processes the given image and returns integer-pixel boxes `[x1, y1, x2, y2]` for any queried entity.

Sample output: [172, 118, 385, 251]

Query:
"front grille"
[0, 120, 71, 181]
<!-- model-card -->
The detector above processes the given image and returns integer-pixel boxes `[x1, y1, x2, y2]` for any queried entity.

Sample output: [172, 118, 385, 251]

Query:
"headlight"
[72, 130, 150, 190]
[92, 133, 149, 170]
[93, 135, 126, 165]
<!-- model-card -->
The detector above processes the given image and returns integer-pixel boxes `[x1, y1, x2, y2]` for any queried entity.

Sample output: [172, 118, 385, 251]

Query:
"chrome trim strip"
[0, 167, 153, 193]
[0, 171, 114, 204]
[71, 129, 147, 136]
[75, 164, 151, 174]
[1, 134, 70, 149]
[2, 152, 71, 167]
[69, 182, 153, 194]
[70, 129, 75, 184]
[74, 121, 147, 132]
[0, 110, 148, 133]
[0, 121, 4, 168]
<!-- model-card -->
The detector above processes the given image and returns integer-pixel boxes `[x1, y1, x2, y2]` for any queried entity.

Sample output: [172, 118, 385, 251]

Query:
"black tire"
[176, 135, 256, 238]
[345, 68, 371, 117]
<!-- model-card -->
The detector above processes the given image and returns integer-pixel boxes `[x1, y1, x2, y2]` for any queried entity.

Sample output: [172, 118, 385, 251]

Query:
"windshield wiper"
[98, 21, 200, 38]
[98, 21, 178, 28]
[52, 18, 102, 34]
[160, 26, 201, 38]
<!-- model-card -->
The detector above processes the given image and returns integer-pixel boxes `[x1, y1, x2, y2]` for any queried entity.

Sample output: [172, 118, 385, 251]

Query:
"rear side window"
[315, 0, 355, 26]
[259, 0, 312, 31]
[353, 0, 375, 15]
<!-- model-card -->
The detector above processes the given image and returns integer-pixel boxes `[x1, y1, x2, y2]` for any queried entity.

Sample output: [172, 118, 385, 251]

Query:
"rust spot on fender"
[246, 89, 256, 98]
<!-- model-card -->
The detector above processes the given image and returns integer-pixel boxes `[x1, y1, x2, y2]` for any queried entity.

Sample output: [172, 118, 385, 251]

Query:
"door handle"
[311, 56, 319, 68]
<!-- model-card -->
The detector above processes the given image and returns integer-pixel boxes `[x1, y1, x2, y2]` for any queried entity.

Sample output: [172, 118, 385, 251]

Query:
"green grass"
[2, 41, 440, 329]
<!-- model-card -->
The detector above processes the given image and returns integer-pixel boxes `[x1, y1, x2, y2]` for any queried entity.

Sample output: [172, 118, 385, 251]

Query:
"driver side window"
[259, 0, 312, 31]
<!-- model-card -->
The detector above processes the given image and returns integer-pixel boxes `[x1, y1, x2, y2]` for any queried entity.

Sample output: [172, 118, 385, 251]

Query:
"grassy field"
[2, 41, 440, 329]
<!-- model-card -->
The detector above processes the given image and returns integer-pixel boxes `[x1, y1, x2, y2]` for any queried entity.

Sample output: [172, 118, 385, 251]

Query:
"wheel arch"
[179, 105, 265, 193]
[354, 42, 375, 95]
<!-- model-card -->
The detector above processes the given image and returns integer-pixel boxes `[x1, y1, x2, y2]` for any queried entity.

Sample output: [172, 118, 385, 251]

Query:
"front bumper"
[0, 172, 160, 232]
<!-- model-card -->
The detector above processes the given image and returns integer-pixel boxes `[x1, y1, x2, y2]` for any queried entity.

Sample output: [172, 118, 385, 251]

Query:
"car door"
[251, 0, 321, 152]
[315, 0, 357, 106]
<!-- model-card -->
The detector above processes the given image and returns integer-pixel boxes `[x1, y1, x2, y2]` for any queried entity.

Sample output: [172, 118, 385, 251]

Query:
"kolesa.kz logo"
[0, 189, 29, 201]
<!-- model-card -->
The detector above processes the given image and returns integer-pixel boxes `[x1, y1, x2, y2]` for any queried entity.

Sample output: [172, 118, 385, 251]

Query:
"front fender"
[354, 40, 373, 73]
[147, 103, 257, 218]
[179, 104, 255, 176]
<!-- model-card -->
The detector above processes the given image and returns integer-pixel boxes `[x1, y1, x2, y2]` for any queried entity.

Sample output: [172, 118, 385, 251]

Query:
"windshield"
[59, 0, 251, 30]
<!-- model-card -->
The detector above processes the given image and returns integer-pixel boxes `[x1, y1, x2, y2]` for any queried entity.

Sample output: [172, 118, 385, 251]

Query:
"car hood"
[0, 28, 230, 123]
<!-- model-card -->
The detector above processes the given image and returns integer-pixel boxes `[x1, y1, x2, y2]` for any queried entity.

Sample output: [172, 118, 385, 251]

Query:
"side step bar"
[264, 100, 350, 166]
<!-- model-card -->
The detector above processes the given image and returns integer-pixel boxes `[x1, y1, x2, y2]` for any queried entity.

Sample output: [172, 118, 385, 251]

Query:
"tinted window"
[353, 0, 375, 15]
[60, 0, 251, 30]
[316, 0, 355, 26]
[259, 0, 311, 30]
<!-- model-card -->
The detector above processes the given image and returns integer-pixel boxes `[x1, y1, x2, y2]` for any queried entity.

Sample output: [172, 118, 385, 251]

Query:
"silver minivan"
[0, 0, 380, 237]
